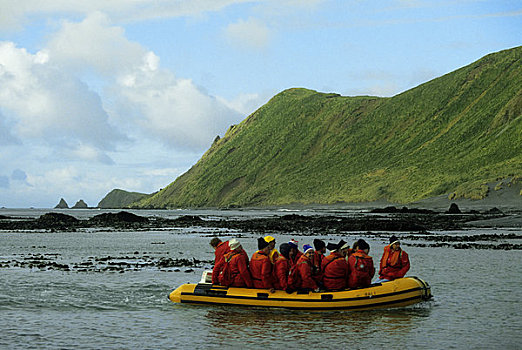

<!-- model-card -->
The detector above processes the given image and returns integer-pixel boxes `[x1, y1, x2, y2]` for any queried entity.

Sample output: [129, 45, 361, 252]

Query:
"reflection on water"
[202, 304, 432, 346]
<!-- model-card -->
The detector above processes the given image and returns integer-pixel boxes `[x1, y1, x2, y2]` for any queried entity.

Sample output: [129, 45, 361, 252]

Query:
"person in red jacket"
[274, 243, 292, 290]
[219, 239, 253, 288]
[250, 237, 275, 291]
[210, 237, 231, 284]
[321, 240, 350, 291]
[377, 235, 410, 282]
[288, 239, 303, 266]
[264, 235, 279, 264]
[291, 244, 320, 292]
[313, 239, 326, 279]
[348, 239, 375, 289]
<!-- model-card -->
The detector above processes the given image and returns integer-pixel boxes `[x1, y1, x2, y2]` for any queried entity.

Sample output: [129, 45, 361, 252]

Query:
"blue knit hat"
[303, 244, 314, 254]
[288, 240, 298, 249]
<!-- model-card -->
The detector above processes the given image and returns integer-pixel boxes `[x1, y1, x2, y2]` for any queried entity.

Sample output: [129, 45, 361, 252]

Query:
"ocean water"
[0, 209, 521, 349]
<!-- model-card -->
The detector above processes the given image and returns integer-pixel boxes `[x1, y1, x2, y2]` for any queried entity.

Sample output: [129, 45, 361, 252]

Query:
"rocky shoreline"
[1, 206, 520, 275]
[0, 252, 213, 273]
[0, 205, 519, 232]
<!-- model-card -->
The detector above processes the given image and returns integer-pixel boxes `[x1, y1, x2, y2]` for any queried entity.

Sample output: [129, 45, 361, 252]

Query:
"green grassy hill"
[97, 189, 152, 208]
[136, 46, 522, 208]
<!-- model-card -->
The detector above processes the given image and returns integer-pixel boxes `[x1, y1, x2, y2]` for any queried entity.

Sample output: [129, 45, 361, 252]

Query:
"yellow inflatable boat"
[169, 275, 432, 311]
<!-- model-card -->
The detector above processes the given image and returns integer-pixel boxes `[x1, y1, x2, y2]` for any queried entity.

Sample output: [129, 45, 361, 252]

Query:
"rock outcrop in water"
[36, 213, 79, 229]
[0, 207, 519, 250]
[54, 198, 69, 209]
[371, 206, 435, 214]
[446, 203, 462, 214]
[89, 211, 149, 226]
[72, 200, 88, 209]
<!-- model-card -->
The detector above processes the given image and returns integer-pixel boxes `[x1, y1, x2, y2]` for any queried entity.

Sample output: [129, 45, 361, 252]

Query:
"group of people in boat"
[210, 235, 410, 292]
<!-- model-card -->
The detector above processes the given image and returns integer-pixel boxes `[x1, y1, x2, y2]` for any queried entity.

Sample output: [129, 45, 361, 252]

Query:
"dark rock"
[486, 207, 503, 215]
[72, 199, 88, 209]
[401, 207, 436, 214]
[281, 214, 304, 220]
[371, 206, 435, 214]
[371, 206, 399, 213]
[89, 211, 148, 225]
[36, 213, 79, 227]
[54, 198, 69, 209]
[447, 203, 462, 214]
[173, 215, 204, 223]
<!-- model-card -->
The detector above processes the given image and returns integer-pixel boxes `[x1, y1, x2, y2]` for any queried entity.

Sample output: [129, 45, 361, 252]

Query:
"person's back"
[347, 239, 375, 289]
[312, 239, 326, 280]
[378, 236, 410, 282]
[221, 245, 253, 288]
[274, 243, 291, 290]
[210, 238, 231, 284]
[250, 238, 275, 289]
[321, 240, 350, 290]
[322, 252, 349, 290]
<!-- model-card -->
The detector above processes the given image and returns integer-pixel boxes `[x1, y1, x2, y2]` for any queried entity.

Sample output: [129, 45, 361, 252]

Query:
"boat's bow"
[169, 284, 195, 303]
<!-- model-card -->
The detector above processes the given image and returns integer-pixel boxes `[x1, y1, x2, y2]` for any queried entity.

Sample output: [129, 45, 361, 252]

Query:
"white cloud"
[47, 12, 243, 150]
[45, 12, 146, 76]
[1, 11, 245, 157]
[117, 72, 242, 149]
[0, 0, 257, 31]
[0, 11, 250, 207]
[218, 92, 271, 116]
[0, 41, 126, 156]
[0, 111, 20, 145]
[64, 144, 115, 165]
[224, 17, 272, 50]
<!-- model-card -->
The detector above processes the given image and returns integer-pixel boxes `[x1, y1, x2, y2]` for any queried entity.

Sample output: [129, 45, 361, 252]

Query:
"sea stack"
[72, 200, 88, 209]
[447, 203, 462, 214]
[54, 198, 69, 209]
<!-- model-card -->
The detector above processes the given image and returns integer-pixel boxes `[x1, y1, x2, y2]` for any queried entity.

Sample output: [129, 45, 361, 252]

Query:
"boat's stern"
[410, 276, 433, 301]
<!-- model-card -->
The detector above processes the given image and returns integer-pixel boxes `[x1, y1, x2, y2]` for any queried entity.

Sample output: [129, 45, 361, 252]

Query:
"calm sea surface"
[1, 209, 521, 349]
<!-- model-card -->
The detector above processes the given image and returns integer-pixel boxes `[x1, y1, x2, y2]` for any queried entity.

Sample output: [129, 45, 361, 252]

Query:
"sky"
[0, 0, 520, 208]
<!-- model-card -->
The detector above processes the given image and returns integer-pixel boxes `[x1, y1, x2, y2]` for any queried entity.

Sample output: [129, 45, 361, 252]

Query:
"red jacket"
[321, 252, 349, 290]
[295, 255, 318, 290]
[274, 255, 291, 290]
[290, 250, 303, 266]
[220, 250, 253, 288]
[212, 241, 231, 284]
[379, 245, 410, 281]
[348, 250, 375, 289]
[313, 250, 324, 279]
[250, 250, 275, 289]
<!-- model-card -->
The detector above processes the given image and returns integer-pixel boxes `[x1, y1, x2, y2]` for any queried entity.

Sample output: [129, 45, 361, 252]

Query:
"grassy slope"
[137, 46, 522, 208]
[97, 189, 152, 208]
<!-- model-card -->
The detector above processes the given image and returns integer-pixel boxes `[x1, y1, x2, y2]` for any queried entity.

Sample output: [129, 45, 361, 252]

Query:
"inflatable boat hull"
[169, 277, 432, 311]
